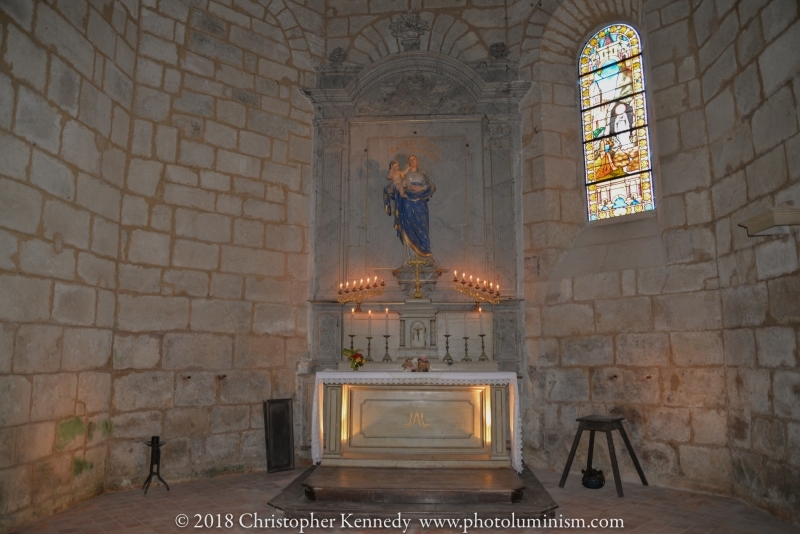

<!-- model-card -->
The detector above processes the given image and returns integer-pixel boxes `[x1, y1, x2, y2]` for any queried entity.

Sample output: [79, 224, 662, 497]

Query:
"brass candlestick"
[337, 278, 385, 311]
[479, 334, 488, 361]
[443, 334, 453, 364]
[453, 272, 500, 308]
[365, 336, 373, 361]
[382, 335, 391, 361]
[462, 336, 471, 362]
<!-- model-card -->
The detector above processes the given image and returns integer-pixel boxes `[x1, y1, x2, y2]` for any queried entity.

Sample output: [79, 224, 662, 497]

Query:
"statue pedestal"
[392, 263, 444, 298]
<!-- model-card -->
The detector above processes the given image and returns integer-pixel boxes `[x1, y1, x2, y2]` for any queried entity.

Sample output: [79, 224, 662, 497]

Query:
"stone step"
[302, 466, 525, 504]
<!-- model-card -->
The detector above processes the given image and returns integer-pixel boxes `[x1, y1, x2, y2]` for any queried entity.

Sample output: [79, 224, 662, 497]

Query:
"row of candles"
[453, 272, 500, 297]
[339, 277, 384, 292]
[347, 307, 487, 336]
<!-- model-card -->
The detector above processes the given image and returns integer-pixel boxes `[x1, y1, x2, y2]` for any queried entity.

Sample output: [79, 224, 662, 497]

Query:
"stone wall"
[517, 0, 800, 524]
[0, 0, 316, 530]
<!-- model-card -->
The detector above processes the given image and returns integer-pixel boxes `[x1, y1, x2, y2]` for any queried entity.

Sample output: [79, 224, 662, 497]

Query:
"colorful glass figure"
[580, 24, 655, 220]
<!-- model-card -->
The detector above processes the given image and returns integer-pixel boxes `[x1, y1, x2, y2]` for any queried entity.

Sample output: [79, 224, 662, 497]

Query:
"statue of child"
[386, 159, 406, 198]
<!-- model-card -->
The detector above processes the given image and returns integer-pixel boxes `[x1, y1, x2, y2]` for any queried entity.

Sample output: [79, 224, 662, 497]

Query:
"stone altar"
[312, 371, 522, 472]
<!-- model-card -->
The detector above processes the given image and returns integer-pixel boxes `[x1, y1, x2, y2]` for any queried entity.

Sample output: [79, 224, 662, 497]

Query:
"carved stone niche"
[304, 51, 530, 373]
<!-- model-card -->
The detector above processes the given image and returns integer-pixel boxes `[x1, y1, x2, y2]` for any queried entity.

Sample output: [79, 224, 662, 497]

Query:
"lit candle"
[350, 308, 354, 335]
[479, 307, 483, 334]
[368, 310, 372, 337]
[445, 312, 449, 335]
[384, 307, 388, 335]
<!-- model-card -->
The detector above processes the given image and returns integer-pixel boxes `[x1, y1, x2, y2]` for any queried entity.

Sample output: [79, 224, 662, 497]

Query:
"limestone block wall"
[110, 0, 316, 491]
[699, 0, 800, 519]
[0, 0, 317, 530]
[0, 0, 135, 529]
[517, 0, 800, 523]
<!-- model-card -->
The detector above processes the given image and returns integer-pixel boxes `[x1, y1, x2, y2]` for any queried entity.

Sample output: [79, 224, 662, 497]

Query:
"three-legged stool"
[559, 415, 648, 497]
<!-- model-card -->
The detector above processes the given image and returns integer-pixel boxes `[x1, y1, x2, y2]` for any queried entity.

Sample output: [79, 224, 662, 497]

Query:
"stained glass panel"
[580, 24, 655, 221]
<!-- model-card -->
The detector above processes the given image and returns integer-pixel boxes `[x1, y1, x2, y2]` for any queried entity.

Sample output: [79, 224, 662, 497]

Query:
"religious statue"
[383, 155, 436, 264]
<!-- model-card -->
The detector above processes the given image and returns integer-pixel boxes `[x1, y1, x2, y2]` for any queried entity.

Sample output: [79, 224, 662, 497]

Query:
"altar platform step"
[303, 466, 524, 504]
[270, 465, 558, 521]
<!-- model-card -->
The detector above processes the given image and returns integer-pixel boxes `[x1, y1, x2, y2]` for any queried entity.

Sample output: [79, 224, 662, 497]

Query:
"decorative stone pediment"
[305, 51, 530, 118]
[355, 71, 476, 116]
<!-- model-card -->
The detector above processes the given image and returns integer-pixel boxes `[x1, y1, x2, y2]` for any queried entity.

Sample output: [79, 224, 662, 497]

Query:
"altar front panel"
[346, 385, 488, 455]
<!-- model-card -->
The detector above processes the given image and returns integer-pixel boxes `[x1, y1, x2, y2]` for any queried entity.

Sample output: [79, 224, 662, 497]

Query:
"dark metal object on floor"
[559, 415, 648, 497]
[142, 435, 169, 495]
[264, 398, 294, 473]
[581, 468, 605, 489]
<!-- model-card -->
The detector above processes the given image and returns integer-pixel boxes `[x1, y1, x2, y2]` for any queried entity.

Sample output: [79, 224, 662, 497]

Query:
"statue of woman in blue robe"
[383, 155, 436, 263]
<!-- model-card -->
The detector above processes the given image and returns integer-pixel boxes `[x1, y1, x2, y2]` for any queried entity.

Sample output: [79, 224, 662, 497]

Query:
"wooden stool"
[558, 415, 648, 497]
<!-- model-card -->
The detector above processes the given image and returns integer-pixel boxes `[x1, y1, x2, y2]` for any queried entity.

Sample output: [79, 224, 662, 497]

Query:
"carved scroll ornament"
[357, 71, 476, 116]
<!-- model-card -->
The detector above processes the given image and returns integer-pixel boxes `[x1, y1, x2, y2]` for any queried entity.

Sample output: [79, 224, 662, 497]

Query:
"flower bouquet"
[400, 356, 430, 372]
[343, 348, 365, 371]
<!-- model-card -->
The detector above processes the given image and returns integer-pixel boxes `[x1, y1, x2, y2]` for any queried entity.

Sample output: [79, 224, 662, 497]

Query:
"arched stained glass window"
[580, 24, 655, 220]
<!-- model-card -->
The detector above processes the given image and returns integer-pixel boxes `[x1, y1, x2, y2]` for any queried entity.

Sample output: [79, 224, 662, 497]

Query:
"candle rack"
[338, 278, 385, 312]
[453, 272, 500, 309]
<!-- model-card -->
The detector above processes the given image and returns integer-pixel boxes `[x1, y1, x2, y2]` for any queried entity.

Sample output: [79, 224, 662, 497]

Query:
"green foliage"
[101, 419, 113, 438]
[72, 457, 94, 477]
[57, 418, 85, 450]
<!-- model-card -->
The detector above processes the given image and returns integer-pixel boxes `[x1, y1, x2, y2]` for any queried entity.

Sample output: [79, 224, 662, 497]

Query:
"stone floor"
[15, 466, 799, 533]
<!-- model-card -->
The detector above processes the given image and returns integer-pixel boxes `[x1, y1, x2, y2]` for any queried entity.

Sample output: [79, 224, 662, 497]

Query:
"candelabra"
[462, 336, 471, 362]
[338, 277, 385, 312]
[382, 335, 391, 361]
[443, 334, 453, 364]
[479, 334, 488, 361]
[453, 272, 500, 309]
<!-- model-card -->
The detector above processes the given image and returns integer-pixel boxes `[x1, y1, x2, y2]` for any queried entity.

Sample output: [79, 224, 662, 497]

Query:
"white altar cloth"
[311, 371, 523, 472]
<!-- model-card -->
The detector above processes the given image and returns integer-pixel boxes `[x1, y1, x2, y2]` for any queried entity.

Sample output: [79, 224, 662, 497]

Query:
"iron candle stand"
[143, 435, 169, 495]
[462, 336, 471, 362]
[348, 334, 355, 352]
